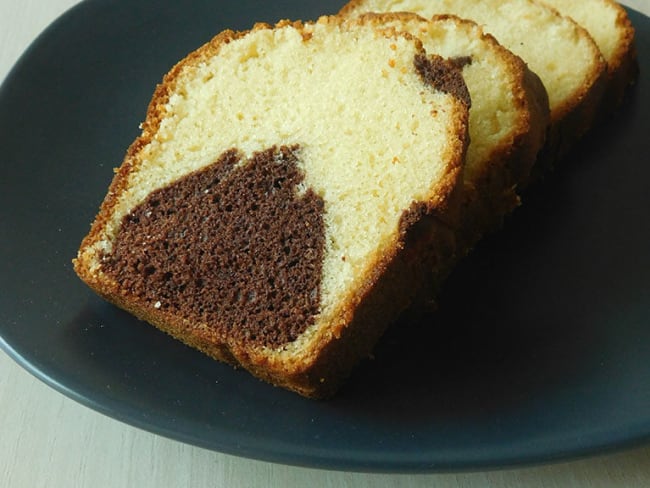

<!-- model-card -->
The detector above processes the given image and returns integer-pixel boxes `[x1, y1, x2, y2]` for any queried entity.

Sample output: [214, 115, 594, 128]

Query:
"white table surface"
[1, 0, 649, 486]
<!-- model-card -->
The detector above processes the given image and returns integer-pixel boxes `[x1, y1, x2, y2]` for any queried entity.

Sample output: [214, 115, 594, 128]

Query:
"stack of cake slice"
[74, 16, 471, 397]
[74, 2, 638, 397]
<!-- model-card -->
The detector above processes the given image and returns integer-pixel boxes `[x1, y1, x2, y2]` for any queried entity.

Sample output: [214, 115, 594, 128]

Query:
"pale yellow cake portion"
[340, 0, 608, 160]
[540, 0, 637, 111]
[74, 16, 470, 397]
[355, 13, 550, 252]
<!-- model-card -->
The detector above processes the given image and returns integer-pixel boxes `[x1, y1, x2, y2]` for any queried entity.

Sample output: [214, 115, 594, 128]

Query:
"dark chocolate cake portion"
[103, 145, 326, 348]
[414, 54, 471, 107]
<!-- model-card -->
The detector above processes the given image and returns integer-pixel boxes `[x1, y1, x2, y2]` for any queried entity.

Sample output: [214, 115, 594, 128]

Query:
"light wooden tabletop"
[1, 0, 649, 486]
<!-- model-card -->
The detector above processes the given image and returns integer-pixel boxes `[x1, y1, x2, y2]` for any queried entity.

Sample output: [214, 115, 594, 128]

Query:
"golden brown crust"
[337, 0, 370, 18]
[74, 16, 470, 398]
[598, 0, 638, 116]
[603, 0, 637, 75]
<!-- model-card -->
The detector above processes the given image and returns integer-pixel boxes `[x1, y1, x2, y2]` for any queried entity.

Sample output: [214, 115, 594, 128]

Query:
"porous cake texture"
[340, 0, 608, 162]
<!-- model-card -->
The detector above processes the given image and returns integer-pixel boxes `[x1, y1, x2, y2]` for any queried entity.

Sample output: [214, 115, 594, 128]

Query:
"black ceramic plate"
[1, 0, 649, 473]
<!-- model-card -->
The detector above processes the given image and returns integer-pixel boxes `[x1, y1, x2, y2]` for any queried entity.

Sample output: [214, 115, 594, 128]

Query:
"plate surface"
[1, 0, 649, 473]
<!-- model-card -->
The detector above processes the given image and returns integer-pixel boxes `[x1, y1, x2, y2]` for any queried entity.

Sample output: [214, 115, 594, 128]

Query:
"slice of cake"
[540, 0, 637, 113]
[355, 13, 550, 255]
[73, 16, 471, 398]
[339, 0, 608, 163]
